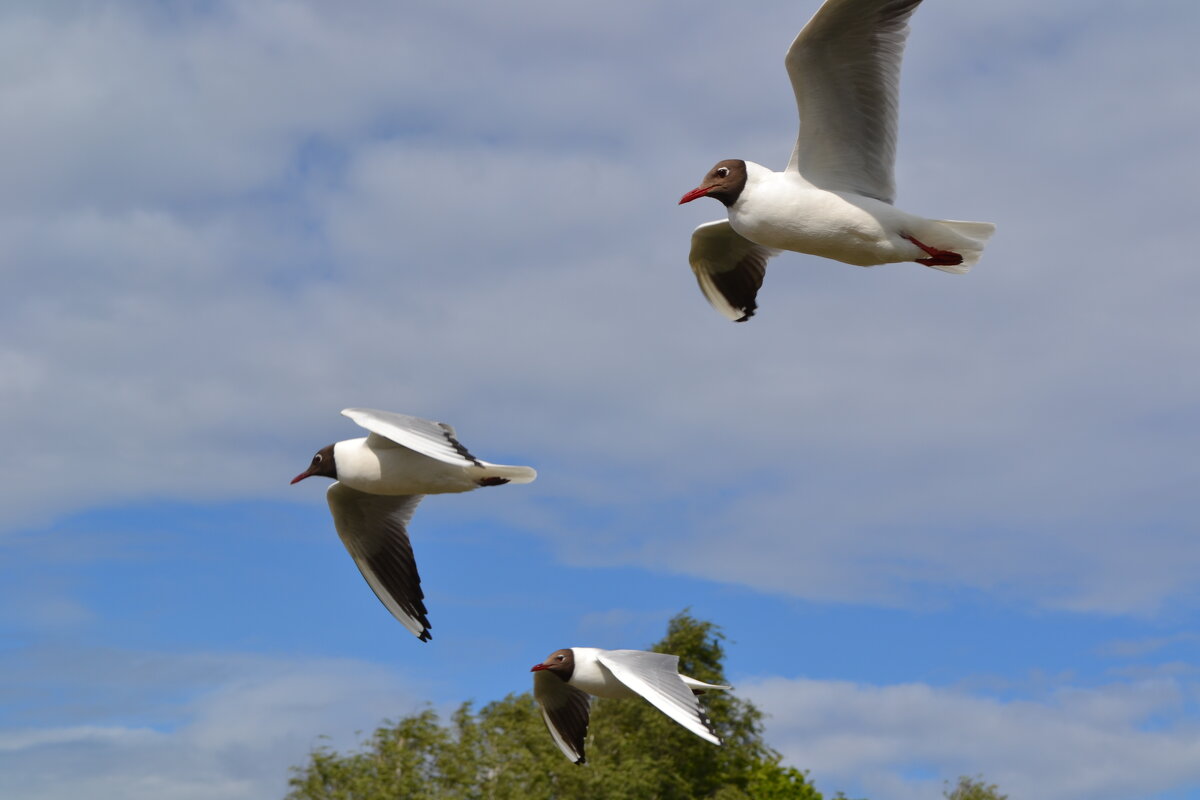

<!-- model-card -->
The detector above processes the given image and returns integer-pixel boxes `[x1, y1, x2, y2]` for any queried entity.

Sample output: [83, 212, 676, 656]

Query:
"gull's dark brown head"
[290, 444, 337, 484]
[679, 159, 748, 208]
[530, 648, 575, 682]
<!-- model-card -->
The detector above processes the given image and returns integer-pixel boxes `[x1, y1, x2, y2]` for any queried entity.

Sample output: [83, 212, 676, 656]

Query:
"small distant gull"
[291, 408, 536, 641]
[679, 0, 995, 322]
[531, 647, 730, 764]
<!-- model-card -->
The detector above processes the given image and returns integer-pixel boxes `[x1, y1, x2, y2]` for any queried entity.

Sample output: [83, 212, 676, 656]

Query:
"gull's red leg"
[902, 233, 964, 267]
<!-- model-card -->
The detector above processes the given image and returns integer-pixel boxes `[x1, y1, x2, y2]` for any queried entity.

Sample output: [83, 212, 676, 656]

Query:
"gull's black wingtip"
[733, 303, 756, 322]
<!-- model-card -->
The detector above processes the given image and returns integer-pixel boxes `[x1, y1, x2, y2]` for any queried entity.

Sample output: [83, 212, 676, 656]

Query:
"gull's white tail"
[924, 219, 996, 274]
[682, 675, 732, 694]
[477, 463, 538, 484]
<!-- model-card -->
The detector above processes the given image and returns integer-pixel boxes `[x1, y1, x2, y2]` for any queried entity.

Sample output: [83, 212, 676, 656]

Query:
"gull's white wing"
[342, 408, 483, 468]
[597, 650, 722, 745]
[342, 408, 536, 483]
[326, 483, 431, 641]
[784, 0, 924, 202]
[533, 671, 592, 764]
[688, 220, 781, 322]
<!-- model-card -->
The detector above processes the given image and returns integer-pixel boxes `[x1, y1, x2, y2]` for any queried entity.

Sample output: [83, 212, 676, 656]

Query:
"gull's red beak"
[678, 186, 711, 205]
[530, 663, 550, 672]
[290, 471, 311, 485]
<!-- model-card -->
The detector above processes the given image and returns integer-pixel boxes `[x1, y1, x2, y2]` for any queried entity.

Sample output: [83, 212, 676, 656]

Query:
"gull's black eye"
[313, 453, 323, 464]
[716, 167, 729, 178]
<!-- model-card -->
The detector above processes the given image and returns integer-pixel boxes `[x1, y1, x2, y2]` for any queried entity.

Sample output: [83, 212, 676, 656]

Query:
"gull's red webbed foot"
[903, 234, 964, 267]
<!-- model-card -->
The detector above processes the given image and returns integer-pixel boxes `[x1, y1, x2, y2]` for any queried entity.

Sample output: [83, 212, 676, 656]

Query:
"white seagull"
[678, 0, 995, 322]
[531, 647, 730, 764]
[291, 408, 536, 641]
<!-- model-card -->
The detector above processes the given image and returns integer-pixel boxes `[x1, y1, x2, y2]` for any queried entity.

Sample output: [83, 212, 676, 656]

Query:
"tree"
[286, 611, 834, 800]
[944, 775, 1008, 800]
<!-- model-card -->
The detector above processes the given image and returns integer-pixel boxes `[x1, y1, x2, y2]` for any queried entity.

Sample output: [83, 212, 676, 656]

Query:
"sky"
[1, 0, 1199, 798]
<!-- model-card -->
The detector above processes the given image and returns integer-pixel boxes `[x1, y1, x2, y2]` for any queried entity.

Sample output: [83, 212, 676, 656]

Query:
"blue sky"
[2, 0, 1199, 798]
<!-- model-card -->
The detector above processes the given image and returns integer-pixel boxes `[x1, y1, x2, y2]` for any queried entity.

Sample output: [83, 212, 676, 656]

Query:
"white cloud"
[0, 645, 424, 800]
[741, 674, 1200, 800]
[1099, 634, 1200, 660]
[4, 2, 1199, 796]
[0, 0, 1198, 617]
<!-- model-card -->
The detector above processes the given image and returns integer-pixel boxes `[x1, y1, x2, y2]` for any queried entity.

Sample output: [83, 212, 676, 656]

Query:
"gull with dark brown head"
[679, 0, 995, 322]
[291, 408, 536, 641]
[531, 647, 730, 764]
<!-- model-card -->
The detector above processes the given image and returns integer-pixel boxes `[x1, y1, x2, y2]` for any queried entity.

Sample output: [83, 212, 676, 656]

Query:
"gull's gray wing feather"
[326, 482, 430, 641]
[689, 220, 780, 322]
[784, 0, 924, 203]
[342, 408, 482, 468]
[597, 650, 722, 745]
[533, 671, 592, 764]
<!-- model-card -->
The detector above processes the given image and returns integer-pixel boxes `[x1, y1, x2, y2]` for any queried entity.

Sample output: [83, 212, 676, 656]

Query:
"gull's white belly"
[334, 438, 479, 495]
[729, 188, 914, 266]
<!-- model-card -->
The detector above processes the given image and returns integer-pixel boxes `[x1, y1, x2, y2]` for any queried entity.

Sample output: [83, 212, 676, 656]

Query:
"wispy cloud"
[2, 1, 1200, 795]
[3, 0, 1197, 617]
[0, 644, 423, 800]
[742, 673, 1200, 800]
[1099, 633, 1200, 660]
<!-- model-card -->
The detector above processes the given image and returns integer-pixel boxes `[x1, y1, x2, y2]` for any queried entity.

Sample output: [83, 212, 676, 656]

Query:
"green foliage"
[743, 760, 827, 800]
[286, 710, 450, 800]
[944, 775, 1008, 800]
[286, 611, 835, 800]
[286, 613, 1009, 800]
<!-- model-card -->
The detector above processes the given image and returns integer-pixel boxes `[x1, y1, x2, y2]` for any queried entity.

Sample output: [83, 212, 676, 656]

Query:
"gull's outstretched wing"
[342, 408, 482, 467]
[326, 483, 430, 641]
[785, 0, 924, 203]
[597, 650, 722, 745]
[342, 408, 536, 482]
[688, 220, 780, 322]
[533, 671, 592, 764]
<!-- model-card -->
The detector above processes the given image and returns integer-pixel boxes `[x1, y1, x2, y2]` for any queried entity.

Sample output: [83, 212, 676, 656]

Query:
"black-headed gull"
[531, 647, 730, 764]
[679, 0, 995, 322]
[291, 408, 536, 641]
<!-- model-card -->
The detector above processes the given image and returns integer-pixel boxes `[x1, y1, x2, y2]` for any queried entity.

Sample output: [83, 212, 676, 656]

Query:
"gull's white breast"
[727, 163, 917, 266]
[568, 648, 638, 699]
